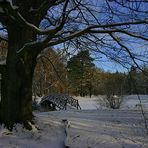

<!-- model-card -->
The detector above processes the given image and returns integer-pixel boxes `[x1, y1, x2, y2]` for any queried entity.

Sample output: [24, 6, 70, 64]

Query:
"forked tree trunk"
[0, 27, 37, 129]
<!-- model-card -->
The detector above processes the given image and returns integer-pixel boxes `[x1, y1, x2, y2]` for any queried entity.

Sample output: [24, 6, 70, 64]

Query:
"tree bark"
[0, 26, 37, 129]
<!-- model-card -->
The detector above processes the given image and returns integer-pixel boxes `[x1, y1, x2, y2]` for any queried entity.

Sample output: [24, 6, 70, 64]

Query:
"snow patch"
[0, 95, 148, 147]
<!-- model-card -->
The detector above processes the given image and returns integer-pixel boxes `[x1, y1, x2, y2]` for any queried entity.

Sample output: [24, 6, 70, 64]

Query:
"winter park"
[0, 0, 148, 148]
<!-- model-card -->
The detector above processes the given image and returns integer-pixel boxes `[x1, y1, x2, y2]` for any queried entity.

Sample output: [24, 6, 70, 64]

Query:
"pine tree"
[67, 50, 95, 97]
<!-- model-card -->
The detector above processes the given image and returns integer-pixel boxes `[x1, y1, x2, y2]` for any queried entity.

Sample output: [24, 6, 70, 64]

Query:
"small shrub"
[105, 95, 123, 109]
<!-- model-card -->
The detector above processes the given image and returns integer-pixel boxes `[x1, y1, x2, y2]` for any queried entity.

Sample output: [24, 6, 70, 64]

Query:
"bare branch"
[90, 29, 148, 41]
[109, 33, 145, 72]
[38, 55, 65, 85]
[48, 22, 148, 46]
[17, 15, 148, 36]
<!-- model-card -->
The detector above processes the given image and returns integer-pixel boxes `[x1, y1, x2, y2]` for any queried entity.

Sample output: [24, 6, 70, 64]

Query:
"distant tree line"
[33, 49, 148, 97]
[0, 42, 148, 98]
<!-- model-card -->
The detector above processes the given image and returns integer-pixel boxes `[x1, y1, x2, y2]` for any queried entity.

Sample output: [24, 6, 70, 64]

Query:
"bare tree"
[106, 95, 123, 109]
[32, 48, 67, 97]
[0, 0, 147, 129]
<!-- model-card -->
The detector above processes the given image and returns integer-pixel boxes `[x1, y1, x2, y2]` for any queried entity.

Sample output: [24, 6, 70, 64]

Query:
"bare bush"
[105, 95, 123, 109]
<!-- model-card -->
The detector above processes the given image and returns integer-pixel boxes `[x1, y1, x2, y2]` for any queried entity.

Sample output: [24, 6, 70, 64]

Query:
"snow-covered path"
[0, 95, 148, 148]
[36, 109, 148, 148]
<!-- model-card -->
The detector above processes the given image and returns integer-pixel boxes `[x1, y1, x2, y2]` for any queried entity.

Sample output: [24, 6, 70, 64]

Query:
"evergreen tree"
[67, 50, 95, 97]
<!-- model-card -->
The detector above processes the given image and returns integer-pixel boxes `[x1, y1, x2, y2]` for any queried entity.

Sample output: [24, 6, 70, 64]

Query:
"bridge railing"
[66, 96, 81, 110]
[40, 93, 81, 110]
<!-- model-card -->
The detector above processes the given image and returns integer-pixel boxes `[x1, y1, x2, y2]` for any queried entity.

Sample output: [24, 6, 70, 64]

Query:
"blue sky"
[94, 60, 128, 73]
[92, 41, 148, 73]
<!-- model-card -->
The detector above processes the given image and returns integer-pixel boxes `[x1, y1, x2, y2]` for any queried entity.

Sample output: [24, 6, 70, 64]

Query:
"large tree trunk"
[0, 26, 37, 129]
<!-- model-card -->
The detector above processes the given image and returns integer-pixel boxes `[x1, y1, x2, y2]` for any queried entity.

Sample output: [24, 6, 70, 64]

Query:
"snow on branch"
[0, 34, 8, 41]
[47, 21, 148, 46]
[16, 19, 148, 56]
[16, 12, 148, 37]
[0, 0, 69, 36]
[1, 0, 147, 56]
[1, 0, 147, 37]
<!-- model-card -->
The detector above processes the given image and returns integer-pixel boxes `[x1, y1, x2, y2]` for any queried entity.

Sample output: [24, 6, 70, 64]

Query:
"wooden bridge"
[40, 93, 81, 110]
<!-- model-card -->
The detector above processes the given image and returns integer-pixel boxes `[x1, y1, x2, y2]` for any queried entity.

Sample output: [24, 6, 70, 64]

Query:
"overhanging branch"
[2, 0, 147, 36]
[109, 33, 145, 72]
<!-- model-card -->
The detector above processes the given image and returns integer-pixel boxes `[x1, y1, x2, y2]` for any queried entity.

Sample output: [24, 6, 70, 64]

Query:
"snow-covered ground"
[75, 96, 103, 110]
[0, 95, 148, 148]
[75, 95, 148, 111]
[121, 95, 148, 111]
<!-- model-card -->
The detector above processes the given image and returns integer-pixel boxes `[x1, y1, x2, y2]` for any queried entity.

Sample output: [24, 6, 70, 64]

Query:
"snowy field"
[75, 95, 148, 111]
[0, 95, 148, 148]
